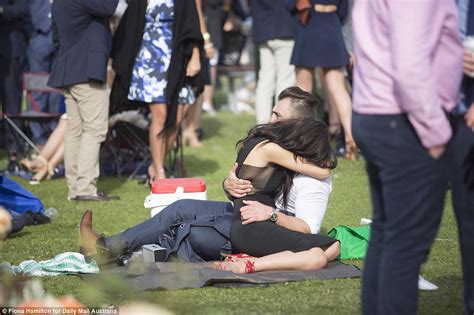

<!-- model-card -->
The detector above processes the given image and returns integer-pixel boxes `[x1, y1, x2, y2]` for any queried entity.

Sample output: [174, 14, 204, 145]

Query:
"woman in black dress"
[288, 0, 357, 160]
[215, 118, 340, 273]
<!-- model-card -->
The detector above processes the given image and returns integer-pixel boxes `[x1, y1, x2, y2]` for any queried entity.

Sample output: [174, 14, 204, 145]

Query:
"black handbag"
[218, 31, 247, 66]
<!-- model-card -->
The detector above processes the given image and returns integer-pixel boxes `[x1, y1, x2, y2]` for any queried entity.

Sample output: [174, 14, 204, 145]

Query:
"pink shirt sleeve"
[388, 1, 462, 149]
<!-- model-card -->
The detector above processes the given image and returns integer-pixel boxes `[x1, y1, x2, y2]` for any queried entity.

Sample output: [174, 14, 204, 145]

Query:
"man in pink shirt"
[352, 1, 463, 314]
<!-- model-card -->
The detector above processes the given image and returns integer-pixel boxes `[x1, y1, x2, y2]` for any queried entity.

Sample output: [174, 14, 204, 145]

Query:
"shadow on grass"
[97, 177, 128, 196]
[184, 155, 220, 177]
[8, 230, 32, 240]
[201, 116, 223, 140]
[419, 275, 464, 312]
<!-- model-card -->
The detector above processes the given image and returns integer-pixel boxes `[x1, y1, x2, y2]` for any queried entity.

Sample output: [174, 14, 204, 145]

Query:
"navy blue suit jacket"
[48, 0, 118, 88]
[250, 0, 296, 44]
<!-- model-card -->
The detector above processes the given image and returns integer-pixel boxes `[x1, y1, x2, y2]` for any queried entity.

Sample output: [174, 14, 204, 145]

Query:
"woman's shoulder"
[241, 136, 269, 151]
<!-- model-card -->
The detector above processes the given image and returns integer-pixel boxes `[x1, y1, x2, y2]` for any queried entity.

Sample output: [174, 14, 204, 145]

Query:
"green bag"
[328, 225, 371, 260]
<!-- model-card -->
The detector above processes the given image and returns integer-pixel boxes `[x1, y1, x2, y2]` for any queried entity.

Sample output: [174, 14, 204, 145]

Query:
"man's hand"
[428, 145, 446, 160]
[240, 200, 273, 225]
[223, 163, 252, 198]
[463, 48, 474, 77]
[465, 103, 474, 131]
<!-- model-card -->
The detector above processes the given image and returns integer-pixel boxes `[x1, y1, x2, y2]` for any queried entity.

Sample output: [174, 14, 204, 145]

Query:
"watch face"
[270, 212, 278, 222]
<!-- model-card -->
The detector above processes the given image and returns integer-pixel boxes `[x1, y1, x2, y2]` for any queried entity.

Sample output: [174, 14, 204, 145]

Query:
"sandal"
[183, 129, 203, 148]
[213, 260, 256, 274]
[344, 140, 359, 161]
[31, 156, 54, 182]
[221, 253, 254, 262]
[20, 158, 35, 172]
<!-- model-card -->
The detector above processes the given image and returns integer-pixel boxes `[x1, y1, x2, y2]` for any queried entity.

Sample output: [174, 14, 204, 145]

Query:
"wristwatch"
[269, 209, 278, 223]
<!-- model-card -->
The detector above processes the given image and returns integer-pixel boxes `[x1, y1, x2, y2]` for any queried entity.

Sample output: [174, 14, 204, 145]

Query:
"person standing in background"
[0, 0, 31, 173]
[48, 0, 119, 201]
[452, 0, 474, 313]
[289, 0, 356, 160]
[27, 0, 61, 146]
[251, 0, 296, 124]
[352, 1, 463, 314]
[110, 0, 205, 181]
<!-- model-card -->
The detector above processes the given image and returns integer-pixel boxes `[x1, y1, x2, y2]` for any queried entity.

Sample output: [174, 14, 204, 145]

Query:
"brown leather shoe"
[79, 210, 101, 257]
[76, 192, 120, 202]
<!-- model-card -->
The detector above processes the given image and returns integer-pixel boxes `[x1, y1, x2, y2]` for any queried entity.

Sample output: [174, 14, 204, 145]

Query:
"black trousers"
[450, 118, 474, 315]
[353, 113, 450, 315]
[0, 55, 24, 155]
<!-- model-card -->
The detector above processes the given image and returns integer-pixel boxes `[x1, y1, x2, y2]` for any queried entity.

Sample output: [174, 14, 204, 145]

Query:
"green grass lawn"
[0, 111, 464, 314]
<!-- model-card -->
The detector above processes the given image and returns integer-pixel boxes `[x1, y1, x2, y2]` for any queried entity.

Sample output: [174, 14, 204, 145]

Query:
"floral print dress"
[127, 0, 195, 104]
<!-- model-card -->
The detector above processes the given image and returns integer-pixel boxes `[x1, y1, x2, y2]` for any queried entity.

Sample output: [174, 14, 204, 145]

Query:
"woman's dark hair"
[237, 118, 337, 207]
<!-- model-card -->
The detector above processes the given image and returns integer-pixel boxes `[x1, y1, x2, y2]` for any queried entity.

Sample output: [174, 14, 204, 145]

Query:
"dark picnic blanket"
[81, 260, 361, 291]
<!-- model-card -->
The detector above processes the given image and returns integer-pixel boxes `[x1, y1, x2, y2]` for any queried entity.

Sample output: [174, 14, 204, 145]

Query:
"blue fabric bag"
[0, 176, 44, 214]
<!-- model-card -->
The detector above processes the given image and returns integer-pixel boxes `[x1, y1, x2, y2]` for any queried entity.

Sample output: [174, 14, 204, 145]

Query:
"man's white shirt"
[274, 174, 332, 234]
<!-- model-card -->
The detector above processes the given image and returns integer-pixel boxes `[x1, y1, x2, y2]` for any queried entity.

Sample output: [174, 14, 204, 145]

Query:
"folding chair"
[103, 121, 152, 179]
[103, 110, 187, 180]
[22, 72, 61, 113]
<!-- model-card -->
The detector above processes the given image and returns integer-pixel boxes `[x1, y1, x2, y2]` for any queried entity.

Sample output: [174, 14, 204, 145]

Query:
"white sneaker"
[202, 102, 217, 117]
[418, 275, 438, 290]
[360, 218, 372, 225]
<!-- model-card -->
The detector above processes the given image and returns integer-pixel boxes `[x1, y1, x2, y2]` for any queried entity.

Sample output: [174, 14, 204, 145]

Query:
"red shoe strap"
[244, 260, 255, 273]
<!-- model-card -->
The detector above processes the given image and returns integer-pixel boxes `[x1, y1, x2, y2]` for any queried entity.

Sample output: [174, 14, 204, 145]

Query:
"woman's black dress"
[230, 137, 337, 257]
[289, 0, 349, 68]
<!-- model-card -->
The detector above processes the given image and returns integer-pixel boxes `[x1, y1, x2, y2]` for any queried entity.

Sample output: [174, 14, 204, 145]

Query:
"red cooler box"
[144, 178, 207, 217]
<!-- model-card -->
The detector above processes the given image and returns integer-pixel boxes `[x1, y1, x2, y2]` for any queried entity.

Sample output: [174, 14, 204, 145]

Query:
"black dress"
[230, 137, 337, 257]
[289, 0, 349, 68]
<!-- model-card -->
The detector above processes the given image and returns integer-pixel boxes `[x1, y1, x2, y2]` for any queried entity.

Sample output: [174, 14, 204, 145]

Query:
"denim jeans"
[104, 199, 232, 256]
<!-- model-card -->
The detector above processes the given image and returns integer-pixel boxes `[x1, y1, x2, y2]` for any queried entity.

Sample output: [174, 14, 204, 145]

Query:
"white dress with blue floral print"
[127, 0, 195, 104]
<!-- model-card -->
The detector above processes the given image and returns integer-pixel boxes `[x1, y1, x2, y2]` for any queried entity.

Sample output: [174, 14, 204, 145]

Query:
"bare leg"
[149, 104, 167, 179]
[296, 66, 314, 93]
[183, 95, 203, 147]
[166, 104, 190, 151]
[25, 117, 68, 171]
[322, 67, 357, 159]
[323, 241, 341, 261]
[254, 248, 328, 271]
[38, 117, 67, 161]
[317, 68, 341, 137]
[215, 247, 336, 274]
[48, 139, 65, 169]
[202, 66, 217, 115]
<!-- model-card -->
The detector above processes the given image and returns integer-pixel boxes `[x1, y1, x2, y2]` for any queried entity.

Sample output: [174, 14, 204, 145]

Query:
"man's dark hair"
[277, 86, 319, 119]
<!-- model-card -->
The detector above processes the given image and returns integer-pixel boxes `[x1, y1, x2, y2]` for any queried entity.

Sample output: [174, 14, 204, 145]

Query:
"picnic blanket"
[81, 259, 361, 291]
[2, 252, 99, 276]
